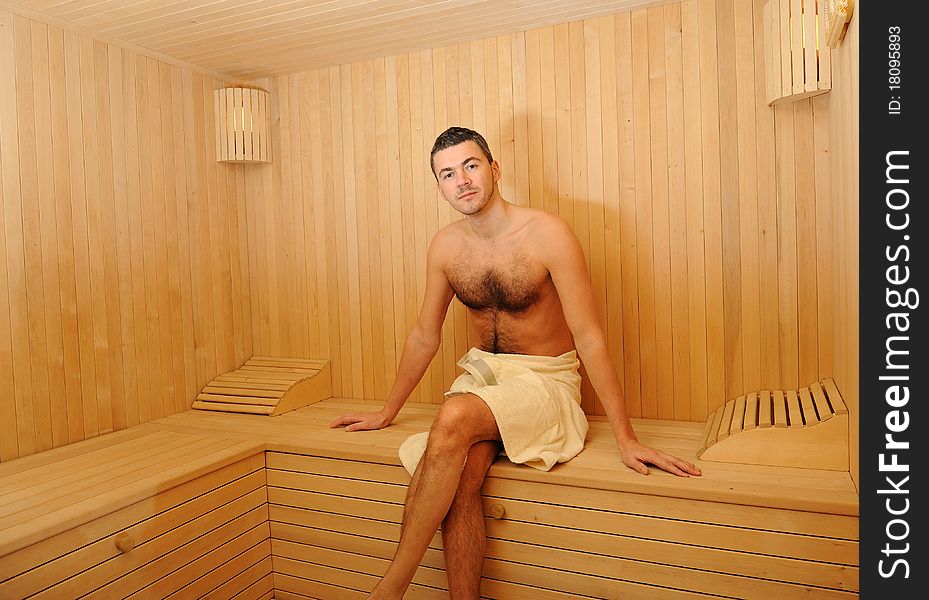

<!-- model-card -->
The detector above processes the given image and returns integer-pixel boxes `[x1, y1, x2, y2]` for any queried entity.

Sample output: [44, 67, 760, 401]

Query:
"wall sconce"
[823, 0, 854, 48]
[214, 86, 271, 163]
[763, 0, 831, 106]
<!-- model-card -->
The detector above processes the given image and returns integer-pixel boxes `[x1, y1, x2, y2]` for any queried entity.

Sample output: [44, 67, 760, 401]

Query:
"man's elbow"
[407, 325, 441, 354]
[572, 331, 607, 356]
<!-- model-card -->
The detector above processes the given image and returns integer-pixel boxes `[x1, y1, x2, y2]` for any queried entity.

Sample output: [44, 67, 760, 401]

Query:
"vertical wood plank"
[18, 16, 54, 452]
[0, 8, 33, 460]
[647, 6, 672, 419]
[681, 0, 708, 422]
[615, 12, 641, 418]
[664, 3, 690, 421]
[698, 0, 725, 415]
[631, 9, 654, 418]
[598, 14, 624, 417]
[47, 25, 79, 446]
[93, 39, 122, 433]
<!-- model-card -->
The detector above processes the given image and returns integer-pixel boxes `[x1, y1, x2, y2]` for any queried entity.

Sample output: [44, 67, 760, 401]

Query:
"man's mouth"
[458, 189, 478, 199]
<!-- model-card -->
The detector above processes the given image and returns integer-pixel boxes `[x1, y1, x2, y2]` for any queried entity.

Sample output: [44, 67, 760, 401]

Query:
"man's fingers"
[329, 414, 360, 428]
[627, 458, 649, 475]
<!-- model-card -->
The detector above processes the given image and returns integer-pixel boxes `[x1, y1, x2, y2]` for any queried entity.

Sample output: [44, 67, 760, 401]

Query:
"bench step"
[697, 378, 849, 470]
[193, 356, 332, 416]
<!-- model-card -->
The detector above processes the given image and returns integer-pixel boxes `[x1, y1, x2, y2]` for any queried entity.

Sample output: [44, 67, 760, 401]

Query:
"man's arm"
[539, 216, 701, 477]
[330, 233, 455, 431]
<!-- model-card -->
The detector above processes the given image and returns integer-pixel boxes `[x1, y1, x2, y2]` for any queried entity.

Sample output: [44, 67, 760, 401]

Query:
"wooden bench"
[152, 399, 860, 599]
[1, 398, 859, 599]
[0, 426, 270, 599]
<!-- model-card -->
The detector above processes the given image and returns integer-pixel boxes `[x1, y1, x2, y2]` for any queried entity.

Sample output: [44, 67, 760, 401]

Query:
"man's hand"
[618, 439, 702, 477]
[329, 410, 392, 432]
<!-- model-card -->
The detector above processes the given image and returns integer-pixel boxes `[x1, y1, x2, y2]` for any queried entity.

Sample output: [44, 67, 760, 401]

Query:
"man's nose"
[455, 169, 471, 186]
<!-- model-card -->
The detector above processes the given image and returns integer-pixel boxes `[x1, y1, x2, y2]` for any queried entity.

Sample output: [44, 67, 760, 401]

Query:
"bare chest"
[446, 249, 546, 313]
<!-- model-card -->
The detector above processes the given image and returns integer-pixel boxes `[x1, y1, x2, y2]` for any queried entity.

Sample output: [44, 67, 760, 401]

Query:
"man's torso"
[440, 207, 574, 356]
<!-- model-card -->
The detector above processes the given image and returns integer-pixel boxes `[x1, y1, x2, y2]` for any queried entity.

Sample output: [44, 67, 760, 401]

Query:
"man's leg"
[371, 394, 500, 598]
[441, 440, 500, 598]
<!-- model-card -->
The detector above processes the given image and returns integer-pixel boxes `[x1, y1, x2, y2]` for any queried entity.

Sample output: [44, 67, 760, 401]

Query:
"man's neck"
[464, 193, 512, 240]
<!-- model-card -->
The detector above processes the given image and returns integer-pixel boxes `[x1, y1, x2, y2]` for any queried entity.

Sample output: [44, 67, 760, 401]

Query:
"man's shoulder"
[521, 207, 573, 238]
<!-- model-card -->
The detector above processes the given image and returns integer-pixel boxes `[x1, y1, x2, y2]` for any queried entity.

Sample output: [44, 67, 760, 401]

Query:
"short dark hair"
[430, 127, 494, 177]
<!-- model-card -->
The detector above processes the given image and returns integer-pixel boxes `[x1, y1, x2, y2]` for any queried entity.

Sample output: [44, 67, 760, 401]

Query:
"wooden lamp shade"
[214, 86, 271, 163]
[763, 0, 832, 106]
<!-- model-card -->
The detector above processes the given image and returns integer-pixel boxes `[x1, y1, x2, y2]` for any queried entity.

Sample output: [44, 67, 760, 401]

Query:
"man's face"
[432, 141, 500, 216]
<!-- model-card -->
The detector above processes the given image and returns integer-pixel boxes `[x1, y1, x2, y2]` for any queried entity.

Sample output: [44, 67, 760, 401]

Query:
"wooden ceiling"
[11, 0, 673, 80]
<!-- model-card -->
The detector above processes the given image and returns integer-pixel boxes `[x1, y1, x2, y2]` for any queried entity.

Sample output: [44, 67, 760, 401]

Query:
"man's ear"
[492, 160, 501, 182]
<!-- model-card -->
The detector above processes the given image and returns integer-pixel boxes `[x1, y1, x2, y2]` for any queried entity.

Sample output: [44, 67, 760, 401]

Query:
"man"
[330, 127, 701, 598]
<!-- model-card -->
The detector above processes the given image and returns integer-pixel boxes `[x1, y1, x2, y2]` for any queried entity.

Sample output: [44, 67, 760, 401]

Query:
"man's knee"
[429, 394, 482, 447]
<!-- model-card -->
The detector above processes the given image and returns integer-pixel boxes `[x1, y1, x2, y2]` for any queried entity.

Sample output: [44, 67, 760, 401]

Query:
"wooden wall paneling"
[265, 75, 284, 357]
[16, 15, 54, 453]
[615, 12, 641, 418]
[496, 35, 517, 204]
[437, 44, 457, 396]
[584, 19, 607, 416]
[305, 69, 335, 391]
[234, 162, 253, 365]
[428, 45, 447, 400]
[47, 24, 79, 446]
[125, 48, 152, 425]
[148, 56, 172, 419]
[0, 1, 852, 458]
[351, 63, 375, 399]
[246, 78, 266, 357]
[1, 10, 252, 461]
[376, 58, 399, 397]
[295, 71, 316, 361]
[752, 0, 780, 390]
[714, 0, 742, 403]
[304, 69, 341, 392]
[214, 80, 238, 373]
[553, 23, 573, 237]
[598, 14, 625, 418]
[57, 31, 96, 440]
[569, 21, 595, 414]
[630, 9, 653, 418]
[277, 74, 296, 357]
[828, 8, 857, 487]
[138, 53, 163, 420]
[539, 26, 557, 218]
[94, 40, 124, 431]
[509, 32, 529, 211]
[795, 100, 819, 386]
[664, 2, 690, 421]
[697, 0, 724, 419]
[647, 6, 673, 419]
[523, 28, 543, 213]
[366, 61, 388, 400]
[406, 54, 428, 404]
[107, 44, 138, 427]
[167, 62, 195, 410]
[733, 0, 761, 395]
[681, 0, 708, 421]
[774, 102, 799, 388]
[339, 64, 365, 398]
[394, 54, 417, 401]
[34, 18, 68, 449]
[812, 93, 833, 396]
[0, 7, 31, 461]
[383, 57, 404, 392]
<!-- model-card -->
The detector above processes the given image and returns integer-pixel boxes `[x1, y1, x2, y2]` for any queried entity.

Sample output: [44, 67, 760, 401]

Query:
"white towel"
[399, 348, 589, 475]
